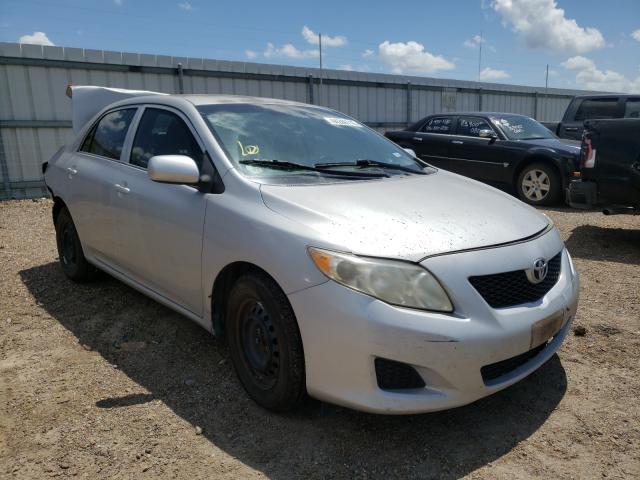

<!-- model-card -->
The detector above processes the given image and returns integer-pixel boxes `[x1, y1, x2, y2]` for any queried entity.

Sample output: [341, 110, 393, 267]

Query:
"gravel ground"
[1, 199, 639, 479]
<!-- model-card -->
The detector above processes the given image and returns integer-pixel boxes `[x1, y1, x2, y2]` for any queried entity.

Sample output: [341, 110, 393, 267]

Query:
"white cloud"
[245, 49, 257, 59]
[301, 26, 346, 47]
[339, 64, 354, 71]
[632, 29, 640, 42]
[463, 35, 485, 49]
[362, 49, 374, 58]
[264, 42, 318, 60]
[492, 0, 605, 54]
[562, 56, 640, 93]
[178, 1, 193, 11]
[378, 40, 455, 74]
[479, 67, 510, 80]
[18, 31, 54, 46]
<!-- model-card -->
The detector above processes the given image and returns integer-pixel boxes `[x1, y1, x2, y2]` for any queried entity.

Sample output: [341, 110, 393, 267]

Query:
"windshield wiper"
[315, 159, 427, 175]
[239, 159, 388, 177]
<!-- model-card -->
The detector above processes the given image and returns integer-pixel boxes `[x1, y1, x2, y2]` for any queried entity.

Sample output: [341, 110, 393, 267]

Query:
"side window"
[130, 108, 202, 169]
[80, 108, 136, 160]
[457, 117, 493, 137]
[623, 98, 640, 118]
[422, 117, 453, 134]
[574, 98, 619, 121]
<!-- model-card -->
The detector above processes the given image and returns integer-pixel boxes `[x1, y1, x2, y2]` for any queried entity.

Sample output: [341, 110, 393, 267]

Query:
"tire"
[55, 207, 100, 282]
[516, 162, 562, 206]
[226, 272, 306, 412]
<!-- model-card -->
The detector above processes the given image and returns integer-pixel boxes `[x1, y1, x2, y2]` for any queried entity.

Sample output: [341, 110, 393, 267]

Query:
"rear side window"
[130, 108, 202, 169]
[457, 117, 493, 137]
[423, 117, 453, 134]
[574, 98, 619, 121]
[624, 98, 640, 118]
[80, 108, 136, 160]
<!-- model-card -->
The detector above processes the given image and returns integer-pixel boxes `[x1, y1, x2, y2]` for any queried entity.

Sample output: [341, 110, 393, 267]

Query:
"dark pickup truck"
[543, 94, 640, 140]
[567, 118, 640, 214]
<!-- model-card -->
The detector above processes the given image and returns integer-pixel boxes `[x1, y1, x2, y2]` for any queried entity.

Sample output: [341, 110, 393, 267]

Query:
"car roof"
[427, 112, 530, 117]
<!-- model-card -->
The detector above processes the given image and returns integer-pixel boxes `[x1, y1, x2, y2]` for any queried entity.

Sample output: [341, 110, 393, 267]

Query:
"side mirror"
[403, 147, 417, 157]
[478, 129, 498, 144]
[148, 155, 200, 185]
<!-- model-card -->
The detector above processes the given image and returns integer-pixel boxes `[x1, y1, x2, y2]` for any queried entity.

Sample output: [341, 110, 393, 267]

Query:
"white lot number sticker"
[324, 117, 363, 127]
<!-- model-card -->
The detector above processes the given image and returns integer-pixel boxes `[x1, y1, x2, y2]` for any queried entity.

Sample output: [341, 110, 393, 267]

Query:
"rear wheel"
[55, 207, 100, 281]
[226, 272, 306, 412]
[516, 163, 561, 206]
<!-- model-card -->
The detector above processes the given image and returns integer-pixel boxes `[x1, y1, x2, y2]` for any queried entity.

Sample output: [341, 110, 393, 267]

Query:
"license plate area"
[530, 310, 565, 349]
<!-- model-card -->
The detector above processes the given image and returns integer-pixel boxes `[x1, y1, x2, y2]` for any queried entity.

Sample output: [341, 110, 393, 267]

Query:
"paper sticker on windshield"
[324, 117, 363, 127]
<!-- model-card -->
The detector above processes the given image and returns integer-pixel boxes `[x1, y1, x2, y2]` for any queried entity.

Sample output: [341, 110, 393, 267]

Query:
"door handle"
[451, 140, 464, 144]
[114, 183, 130, 195]
[564, 127, 578, 132]
[412, 137, 423, 142]
[66, 166, 78, 176]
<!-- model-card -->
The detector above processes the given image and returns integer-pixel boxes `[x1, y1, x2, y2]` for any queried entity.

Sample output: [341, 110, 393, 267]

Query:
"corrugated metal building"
[0, 42, 595, 199]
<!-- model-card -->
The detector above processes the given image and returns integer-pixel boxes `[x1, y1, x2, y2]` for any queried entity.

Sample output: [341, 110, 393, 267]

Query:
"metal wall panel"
[0, 42, 604, 199]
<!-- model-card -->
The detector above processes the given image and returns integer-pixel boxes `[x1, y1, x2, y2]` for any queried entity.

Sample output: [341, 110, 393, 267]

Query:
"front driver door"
[110, 106, 208, 316]
[446, 116, 511, 185]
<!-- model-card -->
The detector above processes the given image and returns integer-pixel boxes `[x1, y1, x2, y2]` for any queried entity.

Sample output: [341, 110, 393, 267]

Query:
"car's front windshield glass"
[198, 103, 432, 180]
[490, 115, 555, 140]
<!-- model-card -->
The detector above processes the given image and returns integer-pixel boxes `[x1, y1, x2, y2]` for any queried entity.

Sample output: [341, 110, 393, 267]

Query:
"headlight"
[308, 247, 453, 312]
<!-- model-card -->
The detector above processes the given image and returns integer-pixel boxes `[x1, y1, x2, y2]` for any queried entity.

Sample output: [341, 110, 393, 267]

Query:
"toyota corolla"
[43, 87, 579, 414]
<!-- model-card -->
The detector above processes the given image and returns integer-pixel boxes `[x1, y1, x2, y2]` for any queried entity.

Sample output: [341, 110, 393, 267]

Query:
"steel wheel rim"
[522, 169, 550, 201]
[239, 301, 279, 389]
[61, 224, 77, 266]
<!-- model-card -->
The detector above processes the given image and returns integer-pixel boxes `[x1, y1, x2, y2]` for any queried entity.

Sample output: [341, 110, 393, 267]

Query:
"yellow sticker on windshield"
[237, 141, 260, 156]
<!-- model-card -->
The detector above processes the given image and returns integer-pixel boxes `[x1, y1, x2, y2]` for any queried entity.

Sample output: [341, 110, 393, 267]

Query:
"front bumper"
[288, 229, 579, 414]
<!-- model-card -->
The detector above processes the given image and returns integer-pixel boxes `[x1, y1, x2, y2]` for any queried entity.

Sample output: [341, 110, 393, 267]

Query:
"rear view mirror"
[148, 155, 200, 185]
[479, 129, 498, 144]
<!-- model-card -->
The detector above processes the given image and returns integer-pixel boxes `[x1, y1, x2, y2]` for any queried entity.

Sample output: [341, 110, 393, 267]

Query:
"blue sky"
[2, 0, 640, 92]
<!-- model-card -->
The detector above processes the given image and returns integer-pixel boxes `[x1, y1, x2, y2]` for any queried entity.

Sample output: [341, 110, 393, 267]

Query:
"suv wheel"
[55, 207, 100, 281]
[226, 272, 306, 411]
[517, 163, 561, 206]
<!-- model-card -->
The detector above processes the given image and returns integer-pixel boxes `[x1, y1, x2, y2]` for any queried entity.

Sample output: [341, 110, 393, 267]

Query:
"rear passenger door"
[561, 97, 621, 140]
[62, 107, 138, 265]
[623, 98, 640, 118]
[110, 106, 208, 316]
[412, 116, 456, 170]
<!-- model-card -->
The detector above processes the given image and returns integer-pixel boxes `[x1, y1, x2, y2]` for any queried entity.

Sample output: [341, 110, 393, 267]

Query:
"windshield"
[490, 115, 555, 140]
[198, 103, 430, 179]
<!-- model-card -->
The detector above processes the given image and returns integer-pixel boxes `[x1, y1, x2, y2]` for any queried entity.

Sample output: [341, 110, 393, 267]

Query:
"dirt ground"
[0, 199, 638, 479]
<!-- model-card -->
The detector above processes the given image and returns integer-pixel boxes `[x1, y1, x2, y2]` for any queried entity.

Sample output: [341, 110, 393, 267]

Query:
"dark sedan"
[385, 112, 580, 205]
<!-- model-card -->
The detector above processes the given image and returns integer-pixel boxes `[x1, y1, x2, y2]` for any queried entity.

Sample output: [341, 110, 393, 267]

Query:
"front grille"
[469, 252, 562, 309]
[481, 343, 547, 384]
[374, 358, 425, 390]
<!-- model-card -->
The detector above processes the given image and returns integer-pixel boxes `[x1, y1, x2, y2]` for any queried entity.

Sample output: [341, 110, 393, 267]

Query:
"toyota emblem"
[526, 258, 548, 284]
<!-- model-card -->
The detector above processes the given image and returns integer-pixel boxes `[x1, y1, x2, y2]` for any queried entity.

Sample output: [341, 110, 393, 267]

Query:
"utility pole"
[477, 31, 483, 82]
[545, 64, 549, 92]
[318, 33, 323, 105]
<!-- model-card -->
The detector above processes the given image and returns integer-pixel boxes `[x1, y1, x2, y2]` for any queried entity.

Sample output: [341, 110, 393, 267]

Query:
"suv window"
[423, 117, 453, 134]
[130, 108, 202, 169]
[457, 117, 493, 137]
[80, 108, 137, 160]
[624, 98, 640, 118]
[574, 98, 619, 121]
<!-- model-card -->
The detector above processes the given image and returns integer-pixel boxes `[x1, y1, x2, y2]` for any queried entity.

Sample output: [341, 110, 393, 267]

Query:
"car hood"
[260, 171, 550, 262]
[525, 137, 581, 156]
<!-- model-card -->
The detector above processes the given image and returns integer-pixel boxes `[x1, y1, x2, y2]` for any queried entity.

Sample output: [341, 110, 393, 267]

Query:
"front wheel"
[226, 272, 306, 412]
[516, 163, 562, 206]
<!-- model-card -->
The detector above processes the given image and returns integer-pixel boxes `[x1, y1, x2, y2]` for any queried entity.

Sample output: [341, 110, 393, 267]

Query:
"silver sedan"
[44, 89, 579, 414]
